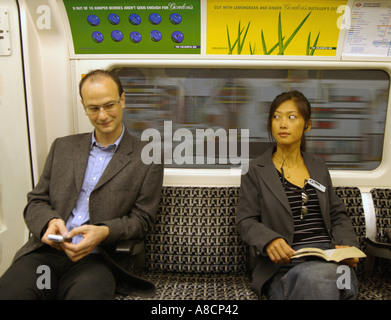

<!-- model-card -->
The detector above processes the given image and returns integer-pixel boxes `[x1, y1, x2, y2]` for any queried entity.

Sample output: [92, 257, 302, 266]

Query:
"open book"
[292, 246, 366, 262]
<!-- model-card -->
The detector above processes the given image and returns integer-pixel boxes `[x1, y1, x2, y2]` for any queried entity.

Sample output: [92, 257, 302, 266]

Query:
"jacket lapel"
[256, 147, 291, 214]
[74, 133, 92, 194]
[303, 152, 329, 225]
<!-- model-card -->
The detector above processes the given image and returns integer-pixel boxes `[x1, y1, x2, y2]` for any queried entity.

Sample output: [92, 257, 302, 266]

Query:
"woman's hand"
[266, 238, 295, 264]
[335, 245, 359, 268]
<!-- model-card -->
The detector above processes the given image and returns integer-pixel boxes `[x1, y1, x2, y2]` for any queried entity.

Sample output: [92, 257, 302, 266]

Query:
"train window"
[112, 67, 389, 171]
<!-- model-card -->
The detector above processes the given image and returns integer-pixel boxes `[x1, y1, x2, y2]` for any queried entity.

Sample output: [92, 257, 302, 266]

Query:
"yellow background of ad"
[207, 0, 348, 56]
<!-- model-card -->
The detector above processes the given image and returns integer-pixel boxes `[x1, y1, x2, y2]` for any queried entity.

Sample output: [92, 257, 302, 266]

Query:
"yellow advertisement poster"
[207, 0, 348, 56]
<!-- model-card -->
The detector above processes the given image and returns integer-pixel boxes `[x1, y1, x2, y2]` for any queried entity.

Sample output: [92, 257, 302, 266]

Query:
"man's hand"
[41, 218, 69, 250]
[266, 238, 295, 264]
[61, 225, 109, 262]
[335, 245, 359, 268]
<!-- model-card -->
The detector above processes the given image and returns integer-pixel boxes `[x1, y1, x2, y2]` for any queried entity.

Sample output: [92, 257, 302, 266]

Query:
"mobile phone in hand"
[48, 234, 72, 243]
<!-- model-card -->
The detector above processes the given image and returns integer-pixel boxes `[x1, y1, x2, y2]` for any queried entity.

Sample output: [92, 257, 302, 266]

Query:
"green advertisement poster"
[63, 0, 201, 54]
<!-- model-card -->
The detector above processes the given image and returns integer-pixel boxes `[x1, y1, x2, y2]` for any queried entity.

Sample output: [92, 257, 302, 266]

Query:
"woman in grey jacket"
[237, 90, 360, 300]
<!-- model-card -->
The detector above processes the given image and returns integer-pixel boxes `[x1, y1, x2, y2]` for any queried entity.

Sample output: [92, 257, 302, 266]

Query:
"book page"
[292, 246, 366, 261]
[323, 249, 337, 257]
[328, 246, 366, 261]
[292, 247, 328, 259]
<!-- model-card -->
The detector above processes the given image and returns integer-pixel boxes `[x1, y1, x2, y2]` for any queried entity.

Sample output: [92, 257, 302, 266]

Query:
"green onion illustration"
[277, 11, 312, 55]
[227, 21, 251, 54]
[226, 11, 313, 56]
[307, 31, 320, 56]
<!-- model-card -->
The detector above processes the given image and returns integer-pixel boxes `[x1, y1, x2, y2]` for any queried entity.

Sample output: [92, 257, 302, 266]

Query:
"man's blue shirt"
[65, 126, 124, 245]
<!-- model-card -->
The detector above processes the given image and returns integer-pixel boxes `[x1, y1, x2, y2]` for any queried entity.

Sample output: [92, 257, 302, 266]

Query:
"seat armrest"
[366, 236, 391, 248]
[385, 228, 391, 242]
[115, 239, 145, 255]
[366, 237, 391, 262]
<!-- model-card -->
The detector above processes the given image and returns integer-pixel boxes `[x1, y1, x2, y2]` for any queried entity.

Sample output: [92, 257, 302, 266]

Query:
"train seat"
[365, 188, 391, 271]
[115, 186, 391, 300]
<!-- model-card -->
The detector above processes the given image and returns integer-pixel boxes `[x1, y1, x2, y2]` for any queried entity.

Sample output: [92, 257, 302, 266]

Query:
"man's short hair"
[79, 69, 124, 99]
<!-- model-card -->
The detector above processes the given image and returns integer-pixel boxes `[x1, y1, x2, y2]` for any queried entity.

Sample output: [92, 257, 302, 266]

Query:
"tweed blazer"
[236, 146, 358, 298]
[14, 130, 163, 296]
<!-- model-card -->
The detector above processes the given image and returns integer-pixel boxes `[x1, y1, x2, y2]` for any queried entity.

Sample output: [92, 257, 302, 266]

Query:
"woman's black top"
[277, 169, 331, 247]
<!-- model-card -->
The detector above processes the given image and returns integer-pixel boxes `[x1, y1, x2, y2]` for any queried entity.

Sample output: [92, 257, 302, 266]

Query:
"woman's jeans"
[266, 243, 359, 300]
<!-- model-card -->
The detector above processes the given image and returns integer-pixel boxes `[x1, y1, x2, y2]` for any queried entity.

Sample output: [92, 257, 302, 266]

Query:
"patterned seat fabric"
[334, 187, 367, 251]
[370, 188, 391, 244]
[145, 186, 366, 275]
[367, 188, 391, 274]
[334, 187, 367, 274]
[145, 187, 249, 274]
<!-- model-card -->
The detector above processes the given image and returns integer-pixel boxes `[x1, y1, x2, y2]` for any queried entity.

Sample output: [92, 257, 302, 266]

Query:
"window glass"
[112, 67, 389, 170]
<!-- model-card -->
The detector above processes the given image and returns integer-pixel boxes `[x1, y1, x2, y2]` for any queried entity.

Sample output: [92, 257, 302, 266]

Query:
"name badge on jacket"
[307, 178, 326, 193]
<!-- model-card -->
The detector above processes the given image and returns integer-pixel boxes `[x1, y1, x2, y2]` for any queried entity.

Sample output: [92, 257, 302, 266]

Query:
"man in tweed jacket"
[0, 69, 163, 299]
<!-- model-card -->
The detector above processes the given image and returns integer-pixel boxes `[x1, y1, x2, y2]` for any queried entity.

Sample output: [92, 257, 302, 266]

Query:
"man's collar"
[90, 124, 125, 152]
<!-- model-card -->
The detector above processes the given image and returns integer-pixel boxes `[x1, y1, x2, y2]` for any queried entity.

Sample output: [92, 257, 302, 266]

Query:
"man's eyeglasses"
[84, 98, 121, 115]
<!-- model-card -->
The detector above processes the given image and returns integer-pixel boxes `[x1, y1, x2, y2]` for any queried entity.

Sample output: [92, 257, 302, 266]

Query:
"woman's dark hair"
[79, 69, 124, 100]
[267, 90, 312, 151]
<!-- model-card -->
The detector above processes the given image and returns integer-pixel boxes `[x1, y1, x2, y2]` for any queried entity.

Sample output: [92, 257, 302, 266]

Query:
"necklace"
[279, 161, 296, 178]
[273, 146, 300, 178]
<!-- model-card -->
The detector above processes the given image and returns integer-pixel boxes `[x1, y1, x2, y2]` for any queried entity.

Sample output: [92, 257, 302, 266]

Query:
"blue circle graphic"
[169, 13, 182, 25]
[130, 31, 142, 43]
[150, 30, 162, 42]
[108, 13, 121, 25]
[171, 31, 184, 43]
[87, 15, 100, 26]
[111, 30, 123, 42]
[149, 13, 162, 25]
[92, 31, 104, 43]
[129, 14, 141, 25]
